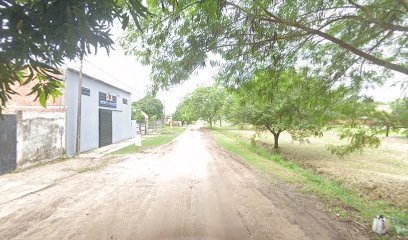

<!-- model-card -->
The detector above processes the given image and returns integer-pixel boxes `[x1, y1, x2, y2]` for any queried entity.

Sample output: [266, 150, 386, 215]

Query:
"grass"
[222, 127, 408, 208]
[211, 128, 408, 238]
[112, 126, 185, 154]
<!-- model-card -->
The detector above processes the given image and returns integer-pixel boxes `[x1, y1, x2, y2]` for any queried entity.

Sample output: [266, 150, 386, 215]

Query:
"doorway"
[99, 109, 112, 148]
[0, 115, 17, 174]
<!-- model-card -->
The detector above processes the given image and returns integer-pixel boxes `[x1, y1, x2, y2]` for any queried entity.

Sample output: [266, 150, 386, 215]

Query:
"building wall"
[112, 106, 133, 143]
[16, 111, 65, 167]
[65, 69, 133, 156]
[3, 77, 65, 114]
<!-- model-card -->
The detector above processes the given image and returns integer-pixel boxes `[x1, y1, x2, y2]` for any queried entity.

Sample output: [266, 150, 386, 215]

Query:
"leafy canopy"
[173, 96, 199, 124]
[229, 68, 346, 148]
[173, 86, 227, 128]
[131, 95, 164, 123]
[0, 0, 148, 114]
[391, 97, 408, 127]
[122, 0, 408, 92]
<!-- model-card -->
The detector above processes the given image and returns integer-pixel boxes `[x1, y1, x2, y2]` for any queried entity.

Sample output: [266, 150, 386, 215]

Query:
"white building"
[64, 68, 134, 156]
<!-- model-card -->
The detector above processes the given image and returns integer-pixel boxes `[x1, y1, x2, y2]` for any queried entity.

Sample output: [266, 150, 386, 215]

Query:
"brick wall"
[4, 79, 65, 113]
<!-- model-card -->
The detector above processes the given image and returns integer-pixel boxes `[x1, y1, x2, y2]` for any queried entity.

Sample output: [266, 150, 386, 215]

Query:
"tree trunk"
[386, 125, 390, 137]
[209, 119, 213, 128]
[219, 117, 222, 127]
[273, 132, 280, 149]
[144, 122, 147, 135]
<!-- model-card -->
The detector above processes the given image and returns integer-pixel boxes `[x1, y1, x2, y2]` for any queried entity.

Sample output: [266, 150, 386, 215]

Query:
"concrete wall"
[16, 111, 65, 167]
[65, 69, 133, 156]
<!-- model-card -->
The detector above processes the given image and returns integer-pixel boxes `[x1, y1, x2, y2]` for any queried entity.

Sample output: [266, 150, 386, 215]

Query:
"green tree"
[337, 98, 406, 138]
[323, 95, 408, 155]
[229, 68, 342, 149]
[190, 87, 227, 128]
[327, 127, 381, 156]
[172, 96, 198, 125]
[327, 96, 384, 156]
[222, 94, 239, 125]
[334, 95, 378, 127]
[392, 98, 408, 125]
[173, 86, 227, 128]
[391, 97, 408, 135]
[132, 108, 146, 134]
[122, 0, 408, 92]
[0, 0, 148, 114]
[372, 110, 395, 137]
[131, 95, 164, 133]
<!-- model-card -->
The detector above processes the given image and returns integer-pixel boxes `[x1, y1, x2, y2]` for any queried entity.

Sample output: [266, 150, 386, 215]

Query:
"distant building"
[0, 68, 135, 173]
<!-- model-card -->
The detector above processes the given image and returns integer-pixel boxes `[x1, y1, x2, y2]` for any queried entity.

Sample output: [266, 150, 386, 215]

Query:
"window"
[123, 98, 128, 105]
[81, 87, 90, 96]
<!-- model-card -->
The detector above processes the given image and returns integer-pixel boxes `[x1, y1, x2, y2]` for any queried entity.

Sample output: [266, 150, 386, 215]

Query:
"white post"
[134, 131, 142, 146]
[141, 111, 149, 134]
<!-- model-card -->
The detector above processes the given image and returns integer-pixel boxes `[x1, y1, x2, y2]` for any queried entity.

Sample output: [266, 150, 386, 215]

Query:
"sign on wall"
[99, 92, 117, 108]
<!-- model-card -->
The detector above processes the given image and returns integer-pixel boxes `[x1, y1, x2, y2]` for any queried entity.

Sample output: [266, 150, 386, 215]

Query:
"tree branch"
[249, 2, 408, 75]
[339, 1, 408, 32]
[397, 0, 408, 12]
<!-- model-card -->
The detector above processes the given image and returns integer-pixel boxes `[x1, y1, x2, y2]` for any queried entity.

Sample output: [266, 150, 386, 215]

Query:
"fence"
[135, 120, 164, 135]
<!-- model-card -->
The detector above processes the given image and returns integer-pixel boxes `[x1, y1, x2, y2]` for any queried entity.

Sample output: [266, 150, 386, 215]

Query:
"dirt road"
[0, 126, 367, 240]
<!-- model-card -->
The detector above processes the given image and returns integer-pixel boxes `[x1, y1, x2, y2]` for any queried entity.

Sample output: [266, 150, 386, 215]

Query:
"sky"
[361, 72, 407, 102]
[64, 24, 217, 114]
[66, 48, 216, 114]
[64, 24, 406, 114]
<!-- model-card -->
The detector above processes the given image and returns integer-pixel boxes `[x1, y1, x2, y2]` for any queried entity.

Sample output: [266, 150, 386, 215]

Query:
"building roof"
[65, 67, 132, 95]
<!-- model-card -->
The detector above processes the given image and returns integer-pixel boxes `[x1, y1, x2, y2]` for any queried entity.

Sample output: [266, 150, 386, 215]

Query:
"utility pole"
[75, 56, 84, 155]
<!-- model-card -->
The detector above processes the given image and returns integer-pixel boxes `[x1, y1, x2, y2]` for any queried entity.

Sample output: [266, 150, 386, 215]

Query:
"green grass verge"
[112, 126, 185, 154]
[211, 128, 408, 238]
